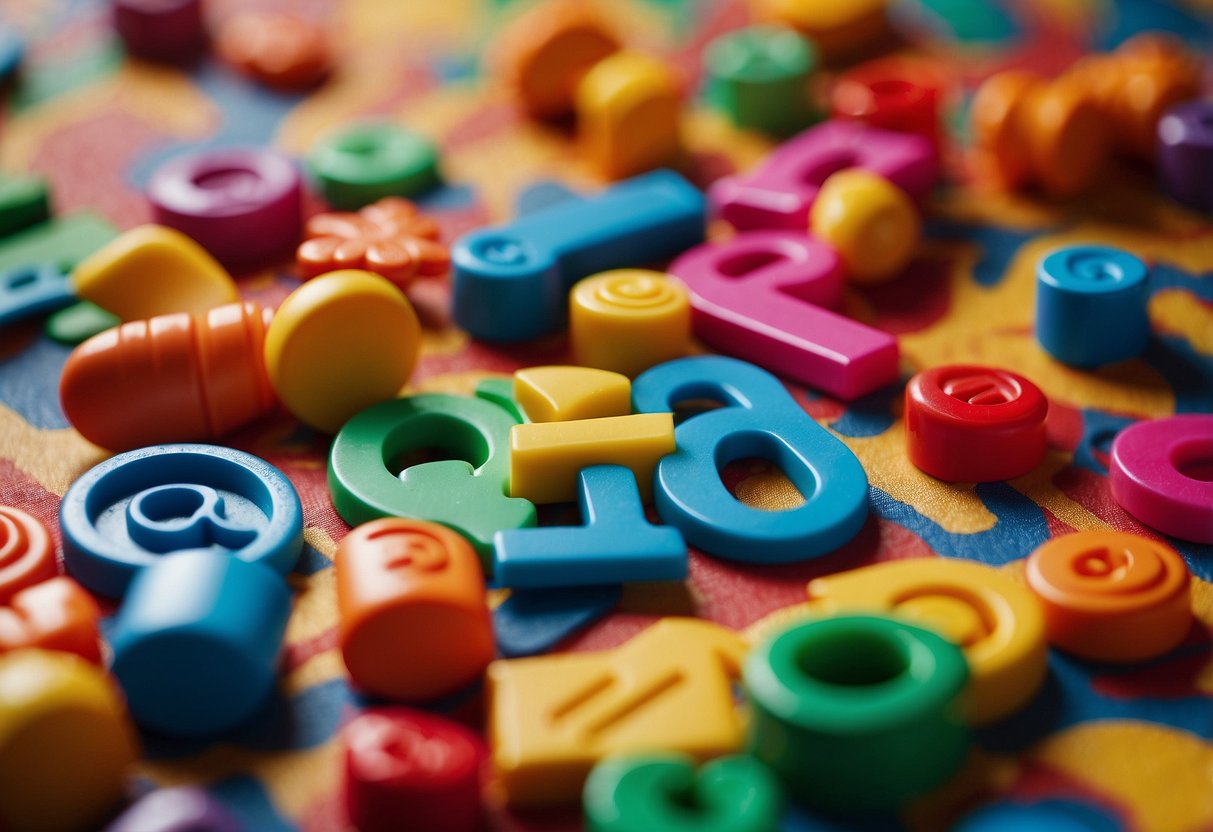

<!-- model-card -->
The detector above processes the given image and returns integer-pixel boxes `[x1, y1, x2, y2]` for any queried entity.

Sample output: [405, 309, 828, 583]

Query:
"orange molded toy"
[218, 12, 332, 90]
[969, 69, 1043, 190]
[749, 0, 890, 61]
[487, 617, 747, 805]
[1025, 530, 1192, 663]
[569, 270, 692, 378]
[491, 0, 620, 120]
[0, 506, 56, 603]
[0, 576, 102, 664]
[514, 365, 631, 422]
[59, 301, 277, 452]
[0, 650, 138, 832]
[336, 518, 495, 702]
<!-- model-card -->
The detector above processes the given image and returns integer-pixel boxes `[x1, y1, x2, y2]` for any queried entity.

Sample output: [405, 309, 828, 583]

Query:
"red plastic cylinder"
[831, 57, 944, 150]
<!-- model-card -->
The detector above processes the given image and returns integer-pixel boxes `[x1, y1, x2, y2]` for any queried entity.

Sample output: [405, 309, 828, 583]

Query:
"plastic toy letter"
[488, 617, 747, 806]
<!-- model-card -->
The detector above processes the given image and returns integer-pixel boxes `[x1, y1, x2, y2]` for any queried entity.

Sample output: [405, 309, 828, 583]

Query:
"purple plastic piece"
[709, 120, 937, 230]
[112, 0, 206, 64]
[1158, 100, 1213, 214]
[147, 148, 303, 270]
[105, 787, 243, 832]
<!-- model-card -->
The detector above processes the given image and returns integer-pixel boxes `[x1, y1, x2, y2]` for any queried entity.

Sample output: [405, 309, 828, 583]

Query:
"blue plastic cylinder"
[109, 550, 292, 738]
[1035, 245, 1149, 368]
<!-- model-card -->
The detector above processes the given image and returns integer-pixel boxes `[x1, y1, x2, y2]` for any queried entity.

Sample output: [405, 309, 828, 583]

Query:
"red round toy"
[905, 365, 1048, 482]
[830, 57, 945, 150]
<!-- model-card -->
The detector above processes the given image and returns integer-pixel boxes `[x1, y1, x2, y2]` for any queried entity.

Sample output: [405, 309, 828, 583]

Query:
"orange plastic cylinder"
[1025, 531, 1192, 663]
[336, 519, 495, 702]
[59, 301, 277, 452]
[0, 506, 55, 604]
[0, 576, 102, 664]
[1022, 78, 1112, 199]
[969, 70, 1043, 191]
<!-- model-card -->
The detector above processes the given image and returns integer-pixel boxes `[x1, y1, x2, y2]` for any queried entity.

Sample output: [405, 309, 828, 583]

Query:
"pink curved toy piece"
[669, 230, 899, 400]
[1109, 414, 1213, 544]
[709, 120, 937, 231]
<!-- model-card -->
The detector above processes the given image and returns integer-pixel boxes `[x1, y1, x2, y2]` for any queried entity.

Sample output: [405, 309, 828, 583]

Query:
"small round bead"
[308, 122, 441, 211]
[809, 169, 920, 284]
[1035, 245, 1149, 367]
[1109, 414, 1213, 544]
[830, 56, 944, 149]
[1158, 100, 1213, 214]
[570, 269, 691, 378]
[1025, 530, 1191, 663]
[703, 25, 818, 138]
[1023, 79, 1112, 199]
[217, 12, 331, 90]
[743, 615, 969, 815]
[905, 364, 1048, 482]
[147, 148, 303, 270]
[112, 0, 205, 64]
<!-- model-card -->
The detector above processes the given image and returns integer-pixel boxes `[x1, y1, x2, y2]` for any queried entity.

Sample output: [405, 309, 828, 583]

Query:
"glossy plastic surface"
[633, 356, 869, 562]
[577, 52, 682, 180]
[514, 365, 632, 422]
[60, 443, 304, 597]
[809, 168, 920, 284]
[704, 25, 817, 137]
[105, 787, 243, 832]
[0, 577, 102, 663]
[337, 518, 494, 701]
[569, 270, 692, 378]
[451, 169, 705, 342]
[710, 120, 935, 230]
[109, 551, 293, 737]
[218, 12, 331, 90]
[0, 172, 50, 239]
[1109, 414, 1213, 543]
[905, 364, 1048, 482]
[309, 122, 441, 210]
[495, 465, 686, 589]
[0, 505, 56, 603]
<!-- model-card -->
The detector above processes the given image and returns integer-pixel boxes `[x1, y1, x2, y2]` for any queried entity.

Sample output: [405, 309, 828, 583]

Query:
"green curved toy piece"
[584, 753, 782, 832]
[308, 121, 441, 211]
[328, 392, 536, 571]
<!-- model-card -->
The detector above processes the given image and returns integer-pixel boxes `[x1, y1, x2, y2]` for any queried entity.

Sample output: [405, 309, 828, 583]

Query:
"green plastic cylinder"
[584, 753, 782, 832]
[704, 25, 819, 137]
[743, 614, 970, 815]
[308, 122, 441, 210]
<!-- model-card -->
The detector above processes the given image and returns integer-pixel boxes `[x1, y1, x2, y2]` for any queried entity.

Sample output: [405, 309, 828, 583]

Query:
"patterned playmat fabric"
[0, 0, 1211, 829]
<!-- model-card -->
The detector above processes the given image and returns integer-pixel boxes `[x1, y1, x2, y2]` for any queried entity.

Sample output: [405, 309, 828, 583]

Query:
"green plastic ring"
[308, 122, 441, 210]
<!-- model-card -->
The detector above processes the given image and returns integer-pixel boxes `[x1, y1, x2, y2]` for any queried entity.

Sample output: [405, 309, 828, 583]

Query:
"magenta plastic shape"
[669, 230, 899, 399]
[1109, 414, 1213, 544]
[112, 0, 206, 64]
[105, 787, 242, 832]
[148, 147, 303, 269]
[709, 120, 936, 230]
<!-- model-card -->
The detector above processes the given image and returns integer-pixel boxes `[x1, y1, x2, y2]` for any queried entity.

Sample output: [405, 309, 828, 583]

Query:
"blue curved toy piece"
[632, 356, 869, 562]
[60, 443, 304, 598]
[451, 169, 705, 342]
[109, 550, 293, 738]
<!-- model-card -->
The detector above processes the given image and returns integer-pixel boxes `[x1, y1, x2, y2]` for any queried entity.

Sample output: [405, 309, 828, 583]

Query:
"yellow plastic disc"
[809, 169, 920, 284]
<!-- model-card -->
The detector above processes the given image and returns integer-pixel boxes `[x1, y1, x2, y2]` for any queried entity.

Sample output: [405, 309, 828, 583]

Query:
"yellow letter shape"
[577, 52, 682, 180]
[0, 650, 138, 832]
[509, 412, 674, 504]
[72, 224, 238, 321]
[805, 558, 1047, 725]
[514, 365, 632, 423]
[487, 617, 747, 806]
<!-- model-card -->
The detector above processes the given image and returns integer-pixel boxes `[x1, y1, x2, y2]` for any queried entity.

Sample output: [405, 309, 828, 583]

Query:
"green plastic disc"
[45, 301, 120, 345]
[704, 25, 819, 138]
[0, 173, 50, 239]
[308, 122, 441, 210]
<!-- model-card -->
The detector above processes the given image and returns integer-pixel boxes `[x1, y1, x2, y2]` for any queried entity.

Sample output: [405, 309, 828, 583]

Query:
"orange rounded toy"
[0, 507, 55, 604]
[1025, 530, 1192, 663]
[336, 518, 495, 702]
[969, 69, 1043, 191]
[0, 577, 102, 664]
[218, 12, 332, 91]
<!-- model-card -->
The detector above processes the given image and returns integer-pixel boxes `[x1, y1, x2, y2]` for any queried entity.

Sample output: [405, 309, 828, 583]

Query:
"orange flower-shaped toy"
[297, 198, 451, 288]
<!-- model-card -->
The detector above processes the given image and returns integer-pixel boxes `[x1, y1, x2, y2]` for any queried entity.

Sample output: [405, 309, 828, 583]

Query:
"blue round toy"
[951, 800, 1122, 832]
[60, 444, 303, 597]
[109, 550, 293, 737]
[1035, 245, 1150, 368]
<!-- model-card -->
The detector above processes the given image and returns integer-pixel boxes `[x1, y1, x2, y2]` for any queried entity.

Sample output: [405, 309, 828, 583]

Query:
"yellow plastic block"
[576, 52, 682, 180]
[750, 0, 890, 61]
[809, 169, 920, 284]
[264, 269, 421, 433]
[509, 412, 674, 504]
[514, 365, 632, 423]
[0, 650, 138, 832]
[570, 270, 692, 378]
[71, 224, 239, 321]
[805, 558, 1047, 724]
[487, 617, 747, 806]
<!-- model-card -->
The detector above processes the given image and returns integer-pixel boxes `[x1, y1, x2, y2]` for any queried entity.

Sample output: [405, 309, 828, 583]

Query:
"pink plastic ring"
[1109, 414, 1213, 543]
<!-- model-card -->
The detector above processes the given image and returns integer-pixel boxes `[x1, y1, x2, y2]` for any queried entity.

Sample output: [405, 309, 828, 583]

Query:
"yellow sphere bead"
[264, 269, 421, 433]
[809, 169, 920, 284]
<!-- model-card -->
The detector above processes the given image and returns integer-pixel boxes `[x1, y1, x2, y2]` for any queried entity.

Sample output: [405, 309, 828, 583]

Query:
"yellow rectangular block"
[509, 412, 674, 504]
[487, 618, 747, 806]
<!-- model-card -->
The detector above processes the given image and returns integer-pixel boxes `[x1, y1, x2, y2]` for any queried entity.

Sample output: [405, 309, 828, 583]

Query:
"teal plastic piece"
[45, 300, 120, 345]
[0, 211, 117, 273]
[743, 615, 970, 815]
[0, 263, 73, 328]
[631, 356, 868, 563]
[0, 173, 50, 239]
[308, 122, 441, 210]
[328, 392, 536, 570]
[493, 465, 686, 589]
[951, 800, 1121, 832]
[59, 444, 305, 598]
[584, 753, 782, 832]
[704, 25, 818, 137]
[109, 550, 292, 737]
